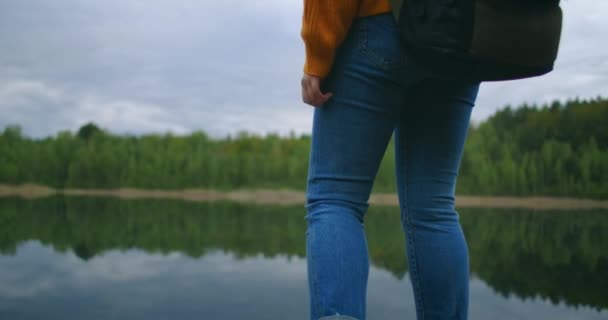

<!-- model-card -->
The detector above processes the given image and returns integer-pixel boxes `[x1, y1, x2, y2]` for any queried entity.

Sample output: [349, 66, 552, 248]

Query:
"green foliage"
[0, 97, 607, 198]
[457, 96, 608, 198]
[77, 122, 104, 141]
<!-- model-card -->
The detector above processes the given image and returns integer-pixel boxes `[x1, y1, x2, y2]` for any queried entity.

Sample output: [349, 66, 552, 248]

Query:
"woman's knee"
[305, 197, 369, 225]
[398, 181, 461, 225]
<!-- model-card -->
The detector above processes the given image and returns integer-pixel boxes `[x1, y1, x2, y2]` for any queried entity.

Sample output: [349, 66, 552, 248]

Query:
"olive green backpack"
[390, 0, 563, 81]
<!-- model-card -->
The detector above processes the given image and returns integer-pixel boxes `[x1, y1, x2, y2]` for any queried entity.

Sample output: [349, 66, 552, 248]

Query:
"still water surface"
[0, 196, 606, 320]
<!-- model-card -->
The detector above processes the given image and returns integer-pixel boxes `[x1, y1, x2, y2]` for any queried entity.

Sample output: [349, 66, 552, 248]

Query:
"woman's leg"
[305, 14, 406, 320]
[394, 78, 480, 320]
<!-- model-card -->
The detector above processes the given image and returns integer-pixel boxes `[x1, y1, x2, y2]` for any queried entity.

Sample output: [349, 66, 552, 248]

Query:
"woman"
[300, 1, 480, 320]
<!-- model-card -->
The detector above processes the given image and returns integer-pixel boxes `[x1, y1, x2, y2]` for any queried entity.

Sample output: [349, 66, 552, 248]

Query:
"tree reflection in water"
[0, 196, 606, 311]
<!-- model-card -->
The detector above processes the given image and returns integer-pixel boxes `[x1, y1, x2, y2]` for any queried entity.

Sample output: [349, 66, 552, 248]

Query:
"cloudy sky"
[0, 0, 606, 139]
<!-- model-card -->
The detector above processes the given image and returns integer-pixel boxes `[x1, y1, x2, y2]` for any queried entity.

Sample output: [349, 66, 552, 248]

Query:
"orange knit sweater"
[301, 0, 392, 78]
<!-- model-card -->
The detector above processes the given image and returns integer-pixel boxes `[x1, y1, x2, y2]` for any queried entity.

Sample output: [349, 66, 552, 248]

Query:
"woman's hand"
[301, 73, 333, 107]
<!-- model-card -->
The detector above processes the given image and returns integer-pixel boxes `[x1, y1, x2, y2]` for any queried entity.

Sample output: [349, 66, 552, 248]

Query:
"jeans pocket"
[357, 13, 406, 71]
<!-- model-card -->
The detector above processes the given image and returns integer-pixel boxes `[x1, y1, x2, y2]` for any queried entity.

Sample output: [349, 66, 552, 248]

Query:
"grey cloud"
[0, 0, 605, 138]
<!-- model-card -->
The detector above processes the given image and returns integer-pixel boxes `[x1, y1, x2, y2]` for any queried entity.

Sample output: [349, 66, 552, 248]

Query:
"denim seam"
[407, 215, 426, 320]
[400, 135, 426, 320]
[309, 225, 323, 318]
[357, 18, 405, 71]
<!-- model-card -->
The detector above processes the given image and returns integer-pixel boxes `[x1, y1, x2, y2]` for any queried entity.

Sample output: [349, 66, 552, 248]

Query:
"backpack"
[390, 0, 563, 81]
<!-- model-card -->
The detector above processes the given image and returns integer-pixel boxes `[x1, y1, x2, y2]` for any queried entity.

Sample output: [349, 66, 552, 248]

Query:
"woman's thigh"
[306, 14, 407, 217]
[393, 78, 479, 319]
[394, 77, 480, 224]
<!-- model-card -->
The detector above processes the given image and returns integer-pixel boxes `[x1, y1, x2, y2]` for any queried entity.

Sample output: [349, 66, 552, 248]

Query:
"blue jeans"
[304, 12, 480, 320]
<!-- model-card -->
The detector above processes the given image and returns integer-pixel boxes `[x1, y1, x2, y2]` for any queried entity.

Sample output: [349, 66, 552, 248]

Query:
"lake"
[0, 196, 606, 320]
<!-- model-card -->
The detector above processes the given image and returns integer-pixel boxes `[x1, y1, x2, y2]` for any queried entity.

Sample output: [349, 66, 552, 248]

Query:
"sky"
[0, 0, 606, 139]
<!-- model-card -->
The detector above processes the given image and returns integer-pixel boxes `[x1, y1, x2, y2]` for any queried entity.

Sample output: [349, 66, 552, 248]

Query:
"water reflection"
[0, 196, 606, 319]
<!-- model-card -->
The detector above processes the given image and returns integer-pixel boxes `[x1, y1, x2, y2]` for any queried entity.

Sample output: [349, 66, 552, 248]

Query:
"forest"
[1, 96, 607, 198]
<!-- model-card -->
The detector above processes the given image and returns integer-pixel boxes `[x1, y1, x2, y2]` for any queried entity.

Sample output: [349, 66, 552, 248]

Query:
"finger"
[302, 83, 316, 106]
[314, 90, 333, 106]
[303, 88, 318, 107]
[310, 81, 332, 106]
[301, 79, 312, 104]
[320, 91, 333, 101]
[317, 80, 333, 101]
[303, 79, 323, 107]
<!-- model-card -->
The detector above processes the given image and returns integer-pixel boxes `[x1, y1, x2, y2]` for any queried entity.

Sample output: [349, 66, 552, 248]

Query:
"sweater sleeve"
[300, 0, 360, 78]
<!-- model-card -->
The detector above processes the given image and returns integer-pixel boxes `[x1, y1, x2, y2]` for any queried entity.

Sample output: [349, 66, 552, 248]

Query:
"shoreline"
[0, 183, 607, 210]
